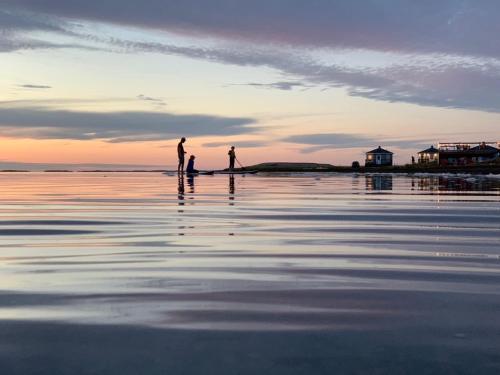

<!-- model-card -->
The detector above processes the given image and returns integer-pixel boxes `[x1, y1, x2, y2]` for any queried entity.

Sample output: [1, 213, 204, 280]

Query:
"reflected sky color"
[0, 172, 499, 373]
[1, 1, 500, 168]
[0, 172, 499, 329]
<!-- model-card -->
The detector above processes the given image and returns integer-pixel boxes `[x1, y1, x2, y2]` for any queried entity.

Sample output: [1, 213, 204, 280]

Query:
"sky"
[1, 0, 499, 169]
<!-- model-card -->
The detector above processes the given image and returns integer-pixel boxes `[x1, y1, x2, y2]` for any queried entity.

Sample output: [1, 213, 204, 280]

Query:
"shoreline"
[233, 162, 500, 175]
[1, 163, 499, 175]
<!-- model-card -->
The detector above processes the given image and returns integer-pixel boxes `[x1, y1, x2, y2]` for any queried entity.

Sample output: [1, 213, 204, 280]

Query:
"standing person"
[228, 146, 236, 170]
[177, 137, 186, 173]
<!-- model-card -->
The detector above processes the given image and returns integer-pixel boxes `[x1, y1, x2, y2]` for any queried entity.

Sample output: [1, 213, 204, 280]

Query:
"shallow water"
[1, 172, 499, 374]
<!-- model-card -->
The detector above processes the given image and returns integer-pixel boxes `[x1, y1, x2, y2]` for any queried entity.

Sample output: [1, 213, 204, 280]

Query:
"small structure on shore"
[365, 146, 393, 167]
[438, 142, 499, 166]
[417, 145, 439, 165]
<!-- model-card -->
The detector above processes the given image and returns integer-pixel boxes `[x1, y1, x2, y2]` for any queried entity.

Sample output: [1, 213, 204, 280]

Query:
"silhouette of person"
[411, 156, 415, 165]
[228, 146, 236, 170]
[186, 155, 199, 174]
[177, 137, 187, 173]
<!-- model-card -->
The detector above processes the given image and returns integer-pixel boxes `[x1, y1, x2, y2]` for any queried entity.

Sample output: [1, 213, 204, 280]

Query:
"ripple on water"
[0, 172, 499, 371]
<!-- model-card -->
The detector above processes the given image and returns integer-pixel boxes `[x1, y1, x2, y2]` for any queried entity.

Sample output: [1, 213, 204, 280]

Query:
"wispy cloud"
[111, 39, 500, 113]
[0, 37, 93, 53]
[283, 133, 430, 153]
[0, 103, 258, 142]
[137, 94, 166, 107]
[18, 84, 52, 89]
[230, 81, 310, 91]
[3, 1, 500, 112]
[0, 8, 95, 52]
[4, 1, 500, 58]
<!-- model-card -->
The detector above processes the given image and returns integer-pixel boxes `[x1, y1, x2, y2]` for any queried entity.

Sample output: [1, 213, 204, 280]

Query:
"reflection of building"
[437, 142, 499, 166]
[365, 175, 393, 190]
[415, 175, 500, 192]
[365, 146, 393, 166]
[417, 145, 439, 164]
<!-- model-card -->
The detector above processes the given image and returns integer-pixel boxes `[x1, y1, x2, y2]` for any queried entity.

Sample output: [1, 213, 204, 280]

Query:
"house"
[417, 145, 439, 164]
[438, 142, 499, 166]
[365, 146, 393, 167]
[469, 143, 500, 164]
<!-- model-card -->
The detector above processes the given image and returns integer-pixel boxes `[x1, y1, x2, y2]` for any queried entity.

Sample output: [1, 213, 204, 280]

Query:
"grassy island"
[238, 162, 500, 174]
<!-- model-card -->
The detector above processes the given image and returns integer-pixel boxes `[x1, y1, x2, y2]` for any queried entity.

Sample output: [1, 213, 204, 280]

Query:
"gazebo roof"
[418, 145, 438, 154]
[366, 146, 393, 155]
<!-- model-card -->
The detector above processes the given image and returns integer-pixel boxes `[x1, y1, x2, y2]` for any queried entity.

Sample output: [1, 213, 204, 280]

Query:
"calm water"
[1, 172, 499, 374]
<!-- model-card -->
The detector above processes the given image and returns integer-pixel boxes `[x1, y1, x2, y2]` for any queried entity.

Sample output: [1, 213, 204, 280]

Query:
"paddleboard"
[162, 171, 214, 176]
[162, 170, 256, 175]
[213, 170, 258, 175]
[187, 171, 215, 175]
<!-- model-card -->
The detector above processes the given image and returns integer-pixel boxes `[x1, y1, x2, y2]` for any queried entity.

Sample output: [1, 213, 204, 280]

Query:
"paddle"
[236, 158, 246, 170]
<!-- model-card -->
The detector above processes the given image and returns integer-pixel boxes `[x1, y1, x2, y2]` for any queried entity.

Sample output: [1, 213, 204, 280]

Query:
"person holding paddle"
[228, 146, 237, 170]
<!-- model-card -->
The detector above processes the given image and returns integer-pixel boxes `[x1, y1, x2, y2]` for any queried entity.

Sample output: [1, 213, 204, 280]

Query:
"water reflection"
[229, 175, 235, 206]
[187, 175, 195, 194]
[414, 175, 500, 192]
[0, 171, 499, 369]
[365, 174, 393, 191]
[177, 175, 185, 207]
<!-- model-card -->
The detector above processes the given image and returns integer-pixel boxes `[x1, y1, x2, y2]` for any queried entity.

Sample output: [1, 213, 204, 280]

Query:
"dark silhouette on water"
[186, 155, 199, 174]
[177, 137, 187, 173]
[228, 146, 236, 170]
[177, 174, 185, 207]
[229, 175, 235, 206]
[187, 174, 195, 193]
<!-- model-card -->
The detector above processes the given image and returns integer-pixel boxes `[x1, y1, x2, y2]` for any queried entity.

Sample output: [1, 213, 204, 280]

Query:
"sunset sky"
[1, 1, 499, 169]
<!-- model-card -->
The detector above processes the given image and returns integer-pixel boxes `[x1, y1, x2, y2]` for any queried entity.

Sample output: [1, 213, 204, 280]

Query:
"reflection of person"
[177, 174, 185, 205]
[229, 175, 235, 205]
[186, 155, 199, 174]
[228, 146, 236, 170]
[187, 174, 195, 193]
[177, 137, 187, 173]
[230, 175, 235, 194]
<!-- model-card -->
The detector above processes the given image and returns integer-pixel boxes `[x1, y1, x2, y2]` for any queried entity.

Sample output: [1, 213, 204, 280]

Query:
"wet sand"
[0, 172, 499, 374]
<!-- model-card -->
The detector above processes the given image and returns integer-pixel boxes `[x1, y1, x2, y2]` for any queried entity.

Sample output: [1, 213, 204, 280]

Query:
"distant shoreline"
[1, 164, 500, 175]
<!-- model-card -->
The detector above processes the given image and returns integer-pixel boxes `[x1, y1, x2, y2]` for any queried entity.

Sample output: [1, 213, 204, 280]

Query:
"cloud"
[0, 8, 63, 32]
[0, 8, 103, 52]
[0, 37, 87, 53]
[0, 103, 258, 142]
[114, 39, 500, 112]
[231, 81, 310, 91]
[283, 133, 429, 153]
[137, 94, 166, 107]
[137, 94, 163, 102]
[3, 1, 500, 59]
[18, 84, 52, 89]
[0, 8, 73, 52]
[3, 1, 500, 112]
